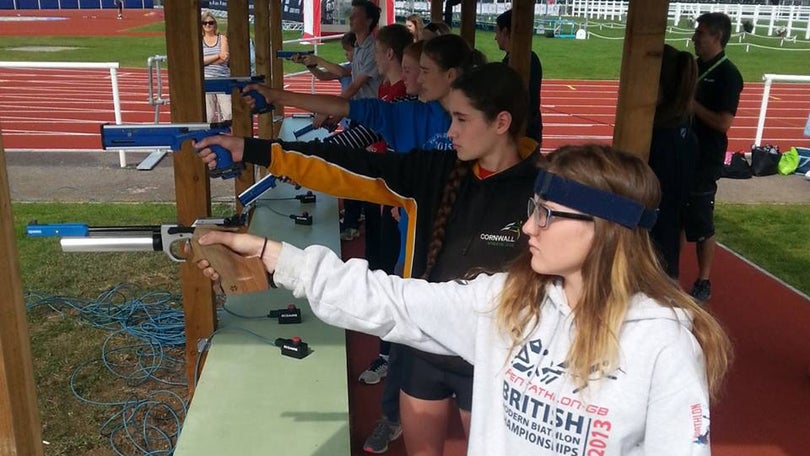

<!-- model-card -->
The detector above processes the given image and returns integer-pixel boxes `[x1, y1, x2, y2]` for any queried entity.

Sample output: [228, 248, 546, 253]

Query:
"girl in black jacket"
[195, 63, 540, 454]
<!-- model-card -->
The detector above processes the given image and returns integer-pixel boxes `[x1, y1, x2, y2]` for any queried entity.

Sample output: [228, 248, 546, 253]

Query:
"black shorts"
[683, 186, 716, 242]
[400, 350, 474, 411]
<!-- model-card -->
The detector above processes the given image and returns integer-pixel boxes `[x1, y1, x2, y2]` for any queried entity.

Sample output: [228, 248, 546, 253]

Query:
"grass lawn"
[1, 18, 808, 80]
[715, 203, 810, 294]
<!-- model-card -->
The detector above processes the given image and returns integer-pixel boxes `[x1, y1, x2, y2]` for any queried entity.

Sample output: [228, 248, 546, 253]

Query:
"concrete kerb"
[5, 150, 809, 204]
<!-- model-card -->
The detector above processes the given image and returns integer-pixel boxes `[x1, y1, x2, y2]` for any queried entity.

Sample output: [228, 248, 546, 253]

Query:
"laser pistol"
[275, 50, 314, 60]
[26, 219, 270, 296]
[100, 122, 243, 179]
[203, 75, 273, 114]
[26, 217, 244, 262]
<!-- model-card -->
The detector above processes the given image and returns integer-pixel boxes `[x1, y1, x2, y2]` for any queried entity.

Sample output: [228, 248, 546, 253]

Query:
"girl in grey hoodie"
[194, 144, 731, 456]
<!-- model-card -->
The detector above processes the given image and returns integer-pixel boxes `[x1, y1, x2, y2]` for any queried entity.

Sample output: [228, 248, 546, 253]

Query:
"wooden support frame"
[612, 0, 670, 160]
[0, 0, 676, 448]
[228, 0, 256, 207]
[268, 0, 286, 137]
[459, 0, 477, 46]
[508, 0, 536, 88]
[254, 0, 274, 140]
[430, 0, 443, 24]
[0, 138, 43, 456]
[163, 0, 217, 396]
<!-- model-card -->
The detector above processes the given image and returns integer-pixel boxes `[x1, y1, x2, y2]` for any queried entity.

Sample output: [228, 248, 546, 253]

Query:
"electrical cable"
[255, 201, 297, 219]
[25, 284, 188, 455]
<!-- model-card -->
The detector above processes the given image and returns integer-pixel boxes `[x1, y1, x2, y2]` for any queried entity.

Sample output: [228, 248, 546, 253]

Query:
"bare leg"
[696, 235, 715, 280]
[400, 391, 451, 456]
[459, 408, 471, 437]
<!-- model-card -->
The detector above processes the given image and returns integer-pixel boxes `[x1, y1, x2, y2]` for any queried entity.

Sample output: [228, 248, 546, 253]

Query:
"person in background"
[294, 32, 356, 130]
[115, 0, 123, 19]
[338, 0, 381, 104]
[295, 32, 356, 88]
[201, 12, 231, 123]
[241, 34, 482, 154]
[325, 0, 381, 240]
[405, 14, 425, 42]
[649, 44, 699, 279]
[685, 12, 743, 302]
[495, 9, 543, 144]
[193, 143, 732, 456]
[422, 21, 451, 41]
[443, 0, 460, 26]
[196, 62, 539, 455]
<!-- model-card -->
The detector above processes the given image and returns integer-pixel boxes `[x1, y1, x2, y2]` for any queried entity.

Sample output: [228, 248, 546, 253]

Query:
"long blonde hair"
[496, 144, 732, 399]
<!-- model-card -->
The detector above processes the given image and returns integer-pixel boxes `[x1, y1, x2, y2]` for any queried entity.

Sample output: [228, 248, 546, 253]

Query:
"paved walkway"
[5, 150, 810, 204]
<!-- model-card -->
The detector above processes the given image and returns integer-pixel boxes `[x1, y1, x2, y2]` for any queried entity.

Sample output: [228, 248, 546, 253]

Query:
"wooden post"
[509, 0, 536, 88]
[163, 0, 217, 396]
[254, 0, 274, 140]
[228, 0, 256, 207]
[459, 0, 477, 47]
[269, 0, 285, 138]
[612, 0, 669, 160]
[0, 137, 43, 456]
[430, 0, 443, 24]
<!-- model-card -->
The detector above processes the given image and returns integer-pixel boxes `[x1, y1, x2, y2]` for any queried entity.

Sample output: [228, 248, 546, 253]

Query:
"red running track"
[1, 68, 809, 152]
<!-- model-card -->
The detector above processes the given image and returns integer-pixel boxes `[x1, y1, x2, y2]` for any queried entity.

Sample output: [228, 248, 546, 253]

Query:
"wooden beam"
[508, 0, 535, 88]
[254, 0, 274, 140]
[0, 137, 43, 455]
[612, 0, 669, 160]
[163, 0, 217, 396]
[268, 0, 285, 138]
[228, 0, 255, 208]
[459, 0, 476, 46]
[430, 0, 443, 24]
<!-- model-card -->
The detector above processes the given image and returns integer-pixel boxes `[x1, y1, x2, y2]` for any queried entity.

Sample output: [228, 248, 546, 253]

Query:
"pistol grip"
[208, 144, 242, 179]
[191, 228, 268, 296]
[245, 90, 273, 115]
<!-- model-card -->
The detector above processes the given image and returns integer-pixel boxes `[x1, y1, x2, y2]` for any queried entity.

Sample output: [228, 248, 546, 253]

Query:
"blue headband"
[534, 168, 658, 230]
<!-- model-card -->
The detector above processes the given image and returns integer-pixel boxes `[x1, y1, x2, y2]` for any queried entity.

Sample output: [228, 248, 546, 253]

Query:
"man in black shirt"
[685, 12, 743, 302]
[495, 9, 543, 144]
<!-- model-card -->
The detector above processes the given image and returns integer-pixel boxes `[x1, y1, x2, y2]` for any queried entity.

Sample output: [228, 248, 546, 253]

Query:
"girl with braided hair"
[195, 62, 540, 454]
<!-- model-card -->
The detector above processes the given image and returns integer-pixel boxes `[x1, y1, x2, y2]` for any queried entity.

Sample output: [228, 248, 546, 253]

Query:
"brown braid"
[421, 159, 471, 280]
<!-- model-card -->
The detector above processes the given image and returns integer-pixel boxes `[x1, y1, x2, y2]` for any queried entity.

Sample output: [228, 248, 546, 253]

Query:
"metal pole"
[109, 67, 125, 168]
[754, 76, 773, 147]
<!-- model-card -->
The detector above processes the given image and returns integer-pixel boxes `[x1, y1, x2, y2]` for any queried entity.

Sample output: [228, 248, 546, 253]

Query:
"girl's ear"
[446, 67, 458, 83]
[494, 111, 513, 135]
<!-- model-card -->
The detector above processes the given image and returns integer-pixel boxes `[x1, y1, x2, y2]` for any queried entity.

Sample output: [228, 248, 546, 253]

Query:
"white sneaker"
[358, 356, 388, 384]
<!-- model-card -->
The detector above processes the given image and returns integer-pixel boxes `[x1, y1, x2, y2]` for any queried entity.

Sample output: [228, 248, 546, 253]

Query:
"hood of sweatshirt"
[544, 279, 694, 330]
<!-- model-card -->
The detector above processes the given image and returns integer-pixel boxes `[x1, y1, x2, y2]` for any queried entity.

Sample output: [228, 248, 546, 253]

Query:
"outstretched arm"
[242, 84, 349, 118]
[300, 54, 351, 79]
[195, 230, 497, 362]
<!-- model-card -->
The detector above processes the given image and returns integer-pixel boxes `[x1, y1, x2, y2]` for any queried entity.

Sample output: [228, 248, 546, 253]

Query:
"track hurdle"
[0, 61, 126, 167]
[755, 73, 810, 147]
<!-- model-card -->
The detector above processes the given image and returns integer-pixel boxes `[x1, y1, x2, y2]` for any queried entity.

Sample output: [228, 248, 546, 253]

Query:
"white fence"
[393, 2, 810, 39]
[568, 1, 810, 39]
[394, 1, 562, 19]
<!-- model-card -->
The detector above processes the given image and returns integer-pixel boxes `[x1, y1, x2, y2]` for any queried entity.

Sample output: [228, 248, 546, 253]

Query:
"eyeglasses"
[527, 198, 594, 229]
[202, 21, 216, 26]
